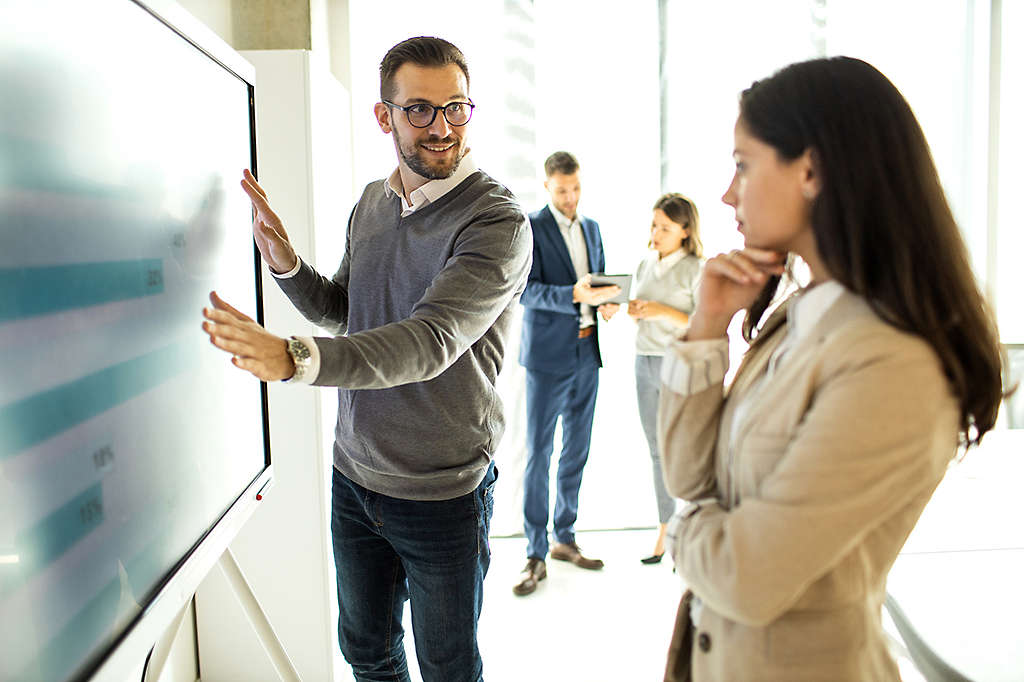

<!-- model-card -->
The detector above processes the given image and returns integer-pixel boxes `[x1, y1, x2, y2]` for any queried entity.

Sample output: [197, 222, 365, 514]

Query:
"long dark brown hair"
[739, 56, 1002, 446]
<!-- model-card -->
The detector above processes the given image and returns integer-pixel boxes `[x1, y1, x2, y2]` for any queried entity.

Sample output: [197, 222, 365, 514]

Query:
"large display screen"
[0, 2, 268, 680]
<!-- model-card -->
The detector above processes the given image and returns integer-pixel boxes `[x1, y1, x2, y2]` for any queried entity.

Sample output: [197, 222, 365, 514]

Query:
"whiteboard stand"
[193, 548, 301, 681]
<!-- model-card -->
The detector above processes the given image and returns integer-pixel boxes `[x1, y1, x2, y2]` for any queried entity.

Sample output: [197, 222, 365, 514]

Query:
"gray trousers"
[635, 354, 676, 524]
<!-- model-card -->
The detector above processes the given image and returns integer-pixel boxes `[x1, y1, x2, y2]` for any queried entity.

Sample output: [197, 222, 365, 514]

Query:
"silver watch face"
[287, 338, 311, 382]
[288, 337, 311, 362]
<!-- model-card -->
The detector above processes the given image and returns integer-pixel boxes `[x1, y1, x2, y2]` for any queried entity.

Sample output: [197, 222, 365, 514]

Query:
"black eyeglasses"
[383, 99, 475, 128]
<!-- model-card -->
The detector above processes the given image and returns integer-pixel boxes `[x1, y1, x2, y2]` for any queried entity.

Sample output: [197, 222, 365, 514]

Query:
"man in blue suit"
[513, 151, 620, 596]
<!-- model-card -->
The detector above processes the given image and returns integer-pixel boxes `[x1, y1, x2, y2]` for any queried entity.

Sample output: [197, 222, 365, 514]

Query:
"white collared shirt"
[384, 152, 479, 217]
[548, 202, 596, 328]
[764, 279, 844, 375]
[652, 247, 686, 278]
[728, 279, 844, 446]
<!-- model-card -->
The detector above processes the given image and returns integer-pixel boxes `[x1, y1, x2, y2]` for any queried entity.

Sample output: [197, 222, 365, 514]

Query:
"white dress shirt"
[385, 152, 479, 217]
[548, 202, 596, 328]
[653, 247, 686, 277]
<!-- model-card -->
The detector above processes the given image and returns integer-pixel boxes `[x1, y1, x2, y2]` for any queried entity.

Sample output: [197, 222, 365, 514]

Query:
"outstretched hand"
[202, 291, 295, 382]
[628, 299, 671, 320]
[241, 169, 298, 274]
[687, 248, 786, 340]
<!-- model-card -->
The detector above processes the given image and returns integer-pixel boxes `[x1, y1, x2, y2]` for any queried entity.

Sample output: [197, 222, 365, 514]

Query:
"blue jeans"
[330, 464, 496, 682]
[523, 334, 601, 559]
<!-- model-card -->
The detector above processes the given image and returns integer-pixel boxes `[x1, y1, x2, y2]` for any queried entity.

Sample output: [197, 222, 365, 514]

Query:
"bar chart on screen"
[0, 115, 260, 682]
[0, 193, 260, 680]
[0, 218, 197, 677]
[0, 2, 271, 680]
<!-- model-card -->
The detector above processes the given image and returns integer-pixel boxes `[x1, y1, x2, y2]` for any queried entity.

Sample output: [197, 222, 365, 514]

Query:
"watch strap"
[284, 336, 313, 383]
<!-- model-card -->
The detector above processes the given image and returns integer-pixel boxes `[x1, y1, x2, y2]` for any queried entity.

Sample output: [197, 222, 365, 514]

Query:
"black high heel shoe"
[640, 553, 664, 565]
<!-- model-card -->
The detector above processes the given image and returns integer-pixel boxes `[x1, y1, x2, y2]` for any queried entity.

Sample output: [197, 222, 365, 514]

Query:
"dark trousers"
[522, 333, 600, 558]
[330, 464, 496, 682]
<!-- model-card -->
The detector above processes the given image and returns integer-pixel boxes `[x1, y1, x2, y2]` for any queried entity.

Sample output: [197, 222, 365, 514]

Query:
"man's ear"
[373, 102, 392, 134]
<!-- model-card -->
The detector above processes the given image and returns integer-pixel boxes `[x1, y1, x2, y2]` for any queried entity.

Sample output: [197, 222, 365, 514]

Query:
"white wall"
[175, 0, 234, 45]
[662, 0, 817, 261]
[994, 0, 1024, 342]
[527, 0, 664, 535]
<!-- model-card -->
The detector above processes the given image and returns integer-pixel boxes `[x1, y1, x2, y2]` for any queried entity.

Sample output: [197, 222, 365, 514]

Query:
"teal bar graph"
[14, 483, 105, 575]
[0, 342, 189, 460]
[0, 259, 164, 322]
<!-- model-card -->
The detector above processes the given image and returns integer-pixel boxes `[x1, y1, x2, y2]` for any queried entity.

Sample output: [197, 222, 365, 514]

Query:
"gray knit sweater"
[275, 171, 532, 500]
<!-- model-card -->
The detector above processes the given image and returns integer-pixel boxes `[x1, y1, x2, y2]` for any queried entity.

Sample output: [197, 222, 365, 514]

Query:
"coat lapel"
[729, 289, 870, 434]
[582, 219, 601, 274]
[727, 300, 790, 399]
[539, 207, 576, 279]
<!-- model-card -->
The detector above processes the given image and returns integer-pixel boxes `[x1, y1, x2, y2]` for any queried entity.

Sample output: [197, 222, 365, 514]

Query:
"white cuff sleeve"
[270, 258, 302, 279]
[283, 335, 321, 385]
[660, 337, 729, 396]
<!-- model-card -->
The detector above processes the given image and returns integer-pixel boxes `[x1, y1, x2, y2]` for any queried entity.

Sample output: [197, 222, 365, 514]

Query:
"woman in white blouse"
[627, 193, 704, 564]
[659, 57, 1003, 681]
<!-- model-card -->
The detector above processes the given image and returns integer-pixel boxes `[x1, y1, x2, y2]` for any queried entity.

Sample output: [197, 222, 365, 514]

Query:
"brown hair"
[543, 151, 579, 177]
[379, 37, 469, 101]
[738, 56, 1002, 446]
[653, 193, 703, 258]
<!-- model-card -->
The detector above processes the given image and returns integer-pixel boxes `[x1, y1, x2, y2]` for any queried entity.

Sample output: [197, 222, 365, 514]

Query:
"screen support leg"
[142, 599, 192, 682]
[194, 548, 302, 681]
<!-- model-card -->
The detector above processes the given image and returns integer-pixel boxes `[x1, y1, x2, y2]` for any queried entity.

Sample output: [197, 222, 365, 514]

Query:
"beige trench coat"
[659, 290, 959, 681]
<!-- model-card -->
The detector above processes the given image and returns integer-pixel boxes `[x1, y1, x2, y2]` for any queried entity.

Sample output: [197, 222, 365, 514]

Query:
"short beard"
[395, 128, 465, 180]
[555, 201, 578, 219]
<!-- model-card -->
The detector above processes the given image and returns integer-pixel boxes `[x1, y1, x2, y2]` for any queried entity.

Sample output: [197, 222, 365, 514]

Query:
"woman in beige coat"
[659, 57, 1003, 681]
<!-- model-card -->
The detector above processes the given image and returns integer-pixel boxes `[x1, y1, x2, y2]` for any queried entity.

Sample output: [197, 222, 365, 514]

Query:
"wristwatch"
[285, 336, 312, 382]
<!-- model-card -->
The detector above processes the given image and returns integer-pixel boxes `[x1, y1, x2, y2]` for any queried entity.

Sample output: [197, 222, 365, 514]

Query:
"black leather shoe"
[640, 553, 664, 565]
[512, 557, 546, 596]
[550, 542, 604, 570]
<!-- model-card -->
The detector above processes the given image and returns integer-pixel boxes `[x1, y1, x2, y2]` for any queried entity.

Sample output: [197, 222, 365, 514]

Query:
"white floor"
[362, 528, 684, 682]
[332, 432, 1024, 682]
[478, 531, 682, 682]
[373, 529, 1021, 682]
[380, 531, 1015, 682]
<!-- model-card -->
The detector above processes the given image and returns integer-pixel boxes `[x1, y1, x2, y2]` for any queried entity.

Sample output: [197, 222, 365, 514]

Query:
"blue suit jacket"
[519, 206, 606, 372]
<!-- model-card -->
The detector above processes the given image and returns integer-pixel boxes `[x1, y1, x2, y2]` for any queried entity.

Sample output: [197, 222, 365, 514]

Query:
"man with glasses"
[201, 36, 531, 682]
[513, 151, 620, 597]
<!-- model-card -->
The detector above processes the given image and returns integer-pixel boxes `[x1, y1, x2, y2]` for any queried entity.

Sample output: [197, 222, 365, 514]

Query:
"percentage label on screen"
[145, 267, 164, 289]
[91, 445, 115, 471]
[79, 495, 104, 526]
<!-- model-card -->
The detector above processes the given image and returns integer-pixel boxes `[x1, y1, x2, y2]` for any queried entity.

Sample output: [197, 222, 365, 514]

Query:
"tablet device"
[589, 273, 632, 304]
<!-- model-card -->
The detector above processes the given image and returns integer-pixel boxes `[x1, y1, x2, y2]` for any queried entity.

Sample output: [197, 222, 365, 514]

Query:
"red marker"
[255, 479, 272, 501]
